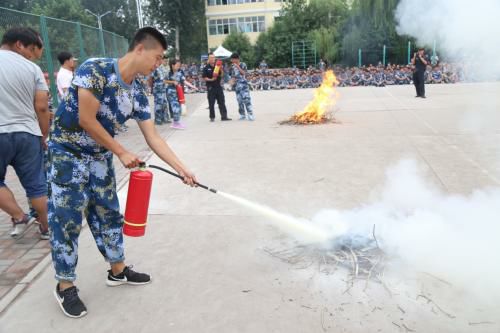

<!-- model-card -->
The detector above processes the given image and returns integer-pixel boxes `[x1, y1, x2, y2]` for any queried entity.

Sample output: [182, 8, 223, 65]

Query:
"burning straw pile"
[281, 70, 340, 125]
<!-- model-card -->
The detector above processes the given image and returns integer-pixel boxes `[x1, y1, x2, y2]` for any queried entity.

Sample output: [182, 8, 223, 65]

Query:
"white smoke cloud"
[310, 159, 500, 303]
[395, 0, 500, 79]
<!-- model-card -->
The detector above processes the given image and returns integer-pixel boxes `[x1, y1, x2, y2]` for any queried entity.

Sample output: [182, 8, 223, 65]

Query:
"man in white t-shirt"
[56, 51, 77, 100]
[0, 27, 51, 239]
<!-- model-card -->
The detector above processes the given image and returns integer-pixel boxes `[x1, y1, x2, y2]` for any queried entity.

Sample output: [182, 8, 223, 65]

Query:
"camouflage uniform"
[166, 70, 184, 122]
[152, 64, 170, 124]
[262, 76, 271, 90]
[48, 58, 151, 282]
[230, 62, 253, 118]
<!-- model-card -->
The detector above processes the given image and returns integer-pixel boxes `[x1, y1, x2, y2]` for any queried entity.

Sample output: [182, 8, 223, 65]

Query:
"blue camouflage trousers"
[167, 88, 181, 122]
[48, 148, 124, 282]
[235, 83, 253, 116]
[154, 89, 170, 124]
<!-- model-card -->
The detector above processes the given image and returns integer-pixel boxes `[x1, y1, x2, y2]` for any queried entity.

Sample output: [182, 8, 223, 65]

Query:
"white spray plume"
[218, 191, 331, 244]
[310, 159, 500, 303]
[395, 0, 500, 79]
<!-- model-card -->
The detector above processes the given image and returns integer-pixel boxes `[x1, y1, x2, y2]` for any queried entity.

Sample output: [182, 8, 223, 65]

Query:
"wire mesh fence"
[0, 6, 129, 106]
[341, 42, 419, 68]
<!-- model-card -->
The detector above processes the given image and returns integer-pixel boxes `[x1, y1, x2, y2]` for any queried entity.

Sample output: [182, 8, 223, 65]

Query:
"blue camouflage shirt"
[229, 62, 248, 85]
[152, 64, 169, 92]
[49, 58, 151, 159]
[167, 70, 185, 92]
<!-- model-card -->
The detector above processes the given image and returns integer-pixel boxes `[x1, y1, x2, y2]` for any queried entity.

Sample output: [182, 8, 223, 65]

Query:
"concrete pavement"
[1, 83, 499, 332]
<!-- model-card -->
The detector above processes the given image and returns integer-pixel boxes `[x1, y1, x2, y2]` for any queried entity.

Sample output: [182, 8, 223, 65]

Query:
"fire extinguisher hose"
[140, 162, 217, 194]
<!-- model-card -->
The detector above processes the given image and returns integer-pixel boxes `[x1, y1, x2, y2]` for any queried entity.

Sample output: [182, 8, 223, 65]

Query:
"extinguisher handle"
[139, 163, 217, 194]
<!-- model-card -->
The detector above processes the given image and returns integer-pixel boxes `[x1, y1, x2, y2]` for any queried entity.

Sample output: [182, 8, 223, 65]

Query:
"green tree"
[146, 0, 207, 61]
[0, 0, 37, 12]
[341, 0, 411, 66]
[222, 32, 256, 68]
[31, 0, 91, 23]
[80, 0, 140, 40]
[309, 27, 340, 65]
[255, 0, 349, 68]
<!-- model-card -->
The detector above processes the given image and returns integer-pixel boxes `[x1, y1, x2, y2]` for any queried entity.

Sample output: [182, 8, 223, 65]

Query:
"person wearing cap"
[229, 53, 254, 121]
[412, 47, 428, 98]
[56, 51, 77, 101]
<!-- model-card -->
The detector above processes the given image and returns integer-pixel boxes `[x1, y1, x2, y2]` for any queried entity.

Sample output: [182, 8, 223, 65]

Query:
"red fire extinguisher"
[123, 168, 153, 237]
[176, 84, 187, 115]
[213, 59, 222, 79]
[176, 84, 185, 104]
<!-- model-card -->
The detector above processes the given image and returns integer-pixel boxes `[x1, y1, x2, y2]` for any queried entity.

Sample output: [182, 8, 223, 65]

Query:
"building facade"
[205, 0, 287, 50]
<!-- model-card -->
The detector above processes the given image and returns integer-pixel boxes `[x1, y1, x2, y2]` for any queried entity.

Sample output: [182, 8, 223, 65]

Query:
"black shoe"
[54, 284, 87, 318]
[221, 118, 232, 121]
[210, 118, 215, 122]
[415, 95, 421, 98]
[421, 95, 426, 98]
[106, 265, 152, 287]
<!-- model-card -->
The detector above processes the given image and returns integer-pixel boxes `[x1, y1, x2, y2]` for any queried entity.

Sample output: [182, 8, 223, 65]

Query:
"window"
[209, 16, 265, 35]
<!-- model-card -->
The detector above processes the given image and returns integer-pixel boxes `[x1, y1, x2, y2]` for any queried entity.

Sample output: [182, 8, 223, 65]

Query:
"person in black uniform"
[202, 53, 231, 122]
[412, 47, 428, 98]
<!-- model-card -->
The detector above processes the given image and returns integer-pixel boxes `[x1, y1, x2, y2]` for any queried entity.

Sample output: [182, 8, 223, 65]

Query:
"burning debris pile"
[281, 70, 340, 125]
[263, 226, 387, 293]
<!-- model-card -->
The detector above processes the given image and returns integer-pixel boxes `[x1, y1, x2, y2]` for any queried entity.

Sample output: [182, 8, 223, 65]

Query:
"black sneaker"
[106, 265, 152, 287]
[53, 284, 87, 318]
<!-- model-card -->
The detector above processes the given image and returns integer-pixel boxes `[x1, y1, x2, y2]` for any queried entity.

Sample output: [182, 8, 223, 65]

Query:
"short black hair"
[128, 27, 167, 52]
[1, 27, 41, 48]
[57, 51, 73, 65]
[26, 28, 43, 48]
[230, 53, 239, 59]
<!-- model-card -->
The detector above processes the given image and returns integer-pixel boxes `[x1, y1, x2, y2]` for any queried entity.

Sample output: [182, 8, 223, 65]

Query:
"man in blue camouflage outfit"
[229, 53, 254, 121]
[151, 57, 170, 124]
[48, 27, 197, 318]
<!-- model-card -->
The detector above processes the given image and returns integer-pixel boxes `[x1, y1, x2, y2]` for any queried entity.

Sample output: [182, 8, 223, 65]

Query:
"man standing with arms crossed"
[0, 27, 50, 240]
[48, 27, 197, 318]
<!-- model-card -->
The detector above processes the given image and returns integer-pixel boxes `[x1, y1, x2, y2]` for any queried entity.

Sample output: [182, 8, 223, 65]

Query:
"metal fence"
[292, 40, 317, 69]
[341, 41, 435, 68]
[0, 6, 129, 106]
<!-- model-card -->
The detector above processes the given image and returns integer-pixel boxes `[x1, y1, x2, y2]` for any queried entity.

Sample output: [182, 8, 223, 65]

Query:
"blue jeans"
[0, 132, 46, 198]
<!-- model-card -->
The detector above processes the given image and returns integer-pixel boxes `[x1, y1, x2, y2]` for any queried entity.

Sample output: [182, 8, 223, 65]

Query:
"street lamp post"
[85, 9, 112, 56]
[135, 0, 144, 28]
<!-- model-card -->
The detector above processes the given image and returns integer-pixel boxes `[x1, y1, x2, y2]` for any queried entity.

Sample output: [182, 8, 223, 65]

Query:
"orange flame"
[292, 70, 339, 124]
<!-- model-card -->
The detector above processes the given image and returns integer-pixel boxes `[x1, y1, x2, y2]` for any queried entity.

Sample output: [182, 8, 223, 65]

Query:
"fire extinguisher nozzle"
[147, 164, 218, 194]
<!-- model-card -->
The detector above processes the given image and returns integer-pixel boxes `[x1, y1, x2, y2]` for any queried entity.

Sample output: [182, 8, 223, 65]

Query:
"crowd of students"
[176, 61, 470, 93]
